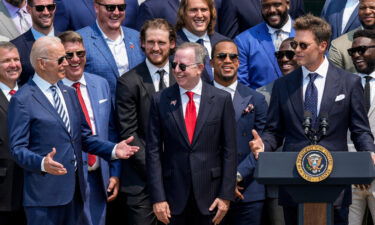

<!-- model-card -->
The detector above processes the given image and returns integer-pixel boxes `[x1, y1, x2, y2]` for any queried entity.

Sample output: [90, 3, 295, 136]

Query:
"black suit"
[0, 91, 26, 225]
[115, 61, 175, 225]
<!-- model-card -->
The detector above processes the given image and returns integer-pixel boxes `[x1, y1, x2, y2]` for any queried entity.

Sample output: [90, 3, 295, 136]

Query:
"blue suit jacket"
[234, 22, 295, 89]
[321, 0, 361, 41]
[233, 83, 267, 203]
[77, 24, 144, 100]
[8, 80, 115, 207]
[54, 0, 139, 31]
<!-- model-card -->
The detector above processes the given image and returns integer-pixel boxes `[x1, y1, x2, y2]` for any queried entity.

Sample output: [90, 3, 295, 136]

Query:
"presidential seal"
[296, 145, 333, 182]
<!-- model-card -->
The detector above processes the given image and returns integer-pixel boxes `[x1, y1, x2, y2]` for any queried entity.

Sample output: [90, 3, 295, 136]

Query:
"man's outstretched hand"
[249, 129, 264, 159]
[44, 147, 67, 175]
[115, 136, 140, 159]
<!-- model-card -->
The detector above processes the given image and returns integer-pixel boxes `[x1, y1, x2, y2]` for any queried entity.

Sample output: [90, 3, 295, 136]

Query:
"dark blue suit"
[7, 80, 115, 225]
[219, 0, 304, 39]
[234, 22, 295, 89]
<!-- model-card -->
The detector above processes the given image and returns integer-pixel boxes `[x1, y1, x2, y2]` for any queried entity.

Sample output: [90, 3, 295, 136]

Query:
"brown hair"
[58, 31, 84, 44]
[293, 14, 332, 45]
[140, 18, 177, 53]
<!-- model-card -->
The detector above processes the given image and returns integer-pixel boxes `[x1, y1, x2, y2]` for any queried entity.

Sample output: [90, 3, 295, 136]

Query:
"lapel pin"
[129, 42, 135, 49]
[63, 89, 67, 93]
[170, 100, 177, 106]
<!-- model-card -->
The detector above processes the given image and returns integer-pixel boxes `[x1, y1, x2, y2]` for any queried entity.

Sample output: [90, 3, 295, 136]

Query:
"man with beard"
[347, 29, 375, 225]
[115, 18, 176, 225]
[11, 0, 59, 85]
[329, 0, 375, 74]
[0, 0, 31, 39]
[211, 40, 267, 225]
[234, 0, 295, 89]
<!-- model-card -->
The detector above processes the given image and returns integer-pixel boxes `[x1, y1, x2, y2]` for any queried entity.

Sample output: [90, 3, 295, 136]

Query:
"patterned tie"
[364, 76, 372, 113]
[304, 73, 319, 127]
[72, 82, 97, 167]
[274, 30, 283, 51]
[185, 91, 197, 144]
[17, 9, 30, 34]
[9, 89, 16, 96]
[50, 85, 71, 133]
[196, 39, 213, 81]
[157, 69, 166, 91]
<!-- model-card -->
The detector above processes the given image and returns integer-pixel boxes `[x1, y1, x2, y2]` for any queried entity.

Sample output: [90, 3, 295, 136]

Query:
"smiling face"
[276, 39, 298, 75]
[27, 0, 55, 33]
[261, 0, 289, 29]
[351, 37, 375, 75]
[359, 0, 375, 30]
[142, 28, 175, 67]
[183, 0, 210, 36]
[95, 0, 125, 34]
[0, 47, 22, 88]
[211, 41, 239, 85]
[37, 43, 68, 84]
[62, 41, 86, 81]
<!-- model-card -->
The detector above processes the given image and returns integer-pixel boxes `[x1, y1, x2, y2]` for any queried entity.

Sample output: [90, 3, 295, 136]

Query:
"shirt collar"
[31, 27, 55, 40]
[266, 15, 292, 35]
[0, 81, 18, 92]
[179, 79, 203, 97]
[213, 80, 238, 93]
[182, 28, 209, 43]
[62, 74, 87, 87]
[145, 58, 170, 76]
[96, 20, 124, 43]
[302, 57, 330, 80]
[32, 73, 57, 91]
[358, 71, 375, 79]
[2, 0, 25, 17]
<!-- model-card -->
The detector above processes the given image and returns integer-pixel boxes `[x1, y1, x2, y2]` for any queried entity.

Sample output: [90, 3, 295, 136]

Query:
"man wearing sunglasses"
[329, 0, 375, 74]
[11, 0, 58, 86]
[0, 0, 32, 39]
[211, 39, 267, 225]
[146, 42, 237, 225]
[250, 14, 375, 225]
[234, 0, 296, 90]
[77, 0, 144, 102]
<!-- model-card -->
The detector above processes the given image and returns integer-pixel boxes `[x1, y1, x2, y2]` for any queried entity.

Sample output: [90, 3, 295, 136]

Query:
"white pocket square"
[99, 99, 108, 104]
[335, 94, 345, 102]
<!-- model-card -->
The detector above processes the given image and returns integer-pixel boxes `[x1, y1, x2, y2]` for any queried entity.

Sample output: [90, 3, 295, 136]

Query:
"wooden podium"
[255, 152, 375, 225]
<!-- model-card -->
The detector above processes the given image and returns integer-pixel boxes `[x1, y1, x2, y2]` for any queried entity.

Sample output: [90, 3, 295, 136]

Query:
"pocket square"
[99, 99, 108, 104]
[335, 94, 345, 102]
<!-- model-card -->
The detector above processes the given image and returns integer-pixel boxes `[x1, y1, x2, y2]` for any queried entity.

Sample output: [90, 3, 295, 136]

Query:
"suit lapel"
[58, 82, 74, 136]
[82, 0, 96, 18]
[343, 5, 359, 33]
[287, 68, 304, 123]
[138, 62, 156, 97]
[0, 91, 8, 112]
[168, 0, 179, 12]
[233, 85, 252, 122]
[85, 75, 100, 132]
[334, 0, 346, 37]
[123, 27, 138, 69]
[318, 64, 340, 118]
[0, 2, 20, 38]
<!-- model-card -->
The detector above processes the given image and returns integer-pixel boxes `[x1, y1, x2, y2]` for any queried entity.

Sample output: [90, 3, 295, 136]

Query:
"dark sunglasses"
[347, 46, 375, 57]
[95, 2, 126, 12]
[290, 41, 311, 50]
[171, 62, 198, 71]
[30, 3, 56, 12]
[65, 51, 86, 60]
[40, 56, 67, 65]
[216, 53, 239, 60]
[274, 50, 295, 60]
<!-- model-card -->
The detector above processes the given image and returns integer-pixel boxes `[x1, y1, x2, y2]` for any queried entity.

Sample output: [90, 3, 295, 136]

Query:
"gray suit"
[0, 1, 20, 40]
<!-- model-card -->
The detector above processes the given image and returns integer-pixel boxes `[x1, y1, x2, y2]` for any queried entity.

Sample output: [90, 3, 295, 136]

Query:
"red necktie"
[72, 82, 96, 167]
[9, 89, 16, 96]
[185, 91, 197, 144]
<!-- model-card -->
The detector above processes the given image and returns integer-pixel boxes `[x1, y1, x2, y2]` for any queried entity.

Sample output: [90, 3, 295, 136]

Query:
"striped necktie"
[50, 85, 71, 133]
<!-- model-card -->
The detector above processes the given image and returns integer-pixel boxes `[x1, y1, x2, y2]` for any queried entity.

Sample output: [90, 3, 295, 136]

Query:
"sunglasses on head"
[171, 62, 198, 71]
[274, 50, 295, 60]
[40, 56, 67, 65]
[95, 2, 126, 12]
[65, 51, 86, 60]
[347, 45, 375, 57]
[215, 53, 239, 61]
[290, 41, 311, 50]
[30, 3, 56, 12]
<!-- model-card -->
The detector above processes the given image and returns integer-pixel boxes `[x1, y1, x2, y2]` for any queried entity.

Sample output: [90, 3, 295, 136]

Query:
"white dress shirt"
[145, 58, 170, 92]
[2, 0, 31, 34]
[267, 15, 292, 51]
[0, 81, 18, 101]
[213, 80, 238, 100]
[358, 71, 375, 105]
[179, 79, 203, 116]
[302, 57, 330, 114]
[182, 28, 212, 58]
[342, 0, 359, 33]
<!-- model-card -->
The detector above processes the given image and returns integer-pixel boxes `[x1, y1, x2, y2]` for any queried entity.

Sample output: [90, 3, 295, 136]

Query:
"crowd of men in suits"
[0, 0, 375, 225]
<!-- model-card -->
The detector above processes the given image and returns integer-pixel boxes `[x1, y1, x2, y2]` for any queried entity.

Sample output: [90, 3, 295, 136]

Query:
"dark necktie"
[185, 91, 197, 144]
[364, 76, 372, 113]
[50, 85, 71, 133]
[72, 82, 97, 167]
[9, 89, 16, 96]
[304, 73, 319, 126]
[157, 69, 166, 91]
[196, 39, 213, 81]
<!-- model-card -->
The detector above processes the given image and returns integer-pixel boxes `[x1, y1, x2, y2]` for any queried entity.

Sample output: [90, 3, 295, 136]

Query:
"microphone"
[320, 114, 329, 136]
[303, 111, 312, 135]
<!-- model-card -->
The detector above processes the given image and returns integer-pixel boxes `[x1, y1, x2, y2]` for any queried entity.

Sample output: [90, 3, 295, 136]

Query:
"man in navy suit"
[7, 36, 139, 225]
[146, 42, 237, 225]
[77, 0, 144, 100]
[235, 0, 296, 89]
[11, 0, 58, 85]
[59, 31, 120, 225]
[250, 14, 375, 225]
[211, 40, 267, 225]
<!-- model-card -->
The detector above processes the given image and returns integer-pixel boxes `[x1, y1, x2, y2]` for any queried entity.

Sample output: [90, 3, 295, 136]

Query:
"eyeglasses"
[39, 56, 67, 65]
[274, 50, 295, 60]
[215, 53, 239, 61]
[171, 62, 198, 71]
[30, 3, 56, 12]
[347, 46, 375, 57]
[95, 2, 126, 12]
[65, 51, 86, 60]
[290, 41, 311, 50]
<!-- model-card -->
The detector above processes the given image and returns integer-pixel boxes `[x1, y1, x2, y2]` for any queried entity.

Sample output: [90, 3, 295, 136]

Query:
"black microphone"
[320, 114, 329, 136]
[303, 111, 312, 135]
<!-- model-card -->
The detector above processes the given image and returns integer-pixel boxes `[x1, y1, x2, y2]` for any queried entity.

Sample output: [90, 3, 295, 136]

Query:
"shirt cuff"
[111, 144, 118, 160]
[41, 157, 46, 172]
[236, 171, 243, 182]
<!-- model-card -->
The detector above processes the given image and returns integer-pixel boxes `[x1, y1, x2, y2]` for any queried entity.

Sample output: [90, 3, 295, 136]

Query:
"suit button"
[71, 160, 75, 164]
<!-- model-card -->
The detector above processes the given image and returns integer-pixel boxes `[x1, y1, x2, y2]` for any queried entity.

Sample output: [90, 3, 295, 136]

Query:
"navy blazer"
[219, 0, 304, 39]
[146, 82, 237, 215]
[8, 80, 115, 207]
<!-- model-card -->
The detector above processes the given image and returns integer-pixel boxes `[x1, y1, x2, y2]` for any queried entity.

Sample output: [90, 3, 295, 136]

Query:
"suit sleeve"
[136, 3, 155, 31]
[328, 41, 345, 70]
[54, 0, 70, 32]
[235, 35, 252, 88]
[218, 0, 239, 39]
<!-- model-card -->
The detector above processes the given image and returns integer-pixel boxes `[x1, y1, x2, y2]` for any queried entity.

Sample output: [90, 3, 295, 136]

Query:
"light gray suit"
[0, 1, 20, 40]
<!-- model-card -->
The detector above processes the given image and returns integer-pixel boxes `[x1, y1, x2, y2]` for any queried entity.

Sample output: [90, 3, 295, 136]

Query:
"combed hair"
[293, 13, 332, 44]
[176, 42, 206, 64]
[30, 36, 62, 69]
[0, 41, 17, 51]
[353, 29, 375, 40]
[58, 31, 84, 44]
[211, 39, 238, 57]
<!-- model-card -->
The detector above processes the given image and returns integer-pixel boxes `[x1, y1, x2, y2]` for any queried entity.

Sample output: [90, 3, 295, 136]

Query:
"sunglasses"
[290, 41, 311, 50]
[274, 50, 295, 60]
[347, 46, 375, 57]
[95, 2, 126, 12]
[65, 51, 86, 60]
[40, 56, 67, 65]
[171, 62, 198, 71]
[30, 3, 56, 12]
[215, 53, 239, 61]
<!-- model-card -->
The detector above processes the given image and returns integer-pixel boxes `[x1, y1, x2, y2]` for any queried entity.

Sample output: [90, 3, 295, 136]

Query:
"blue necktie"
[304, 73, 319, 127]
[50, 85, 71, 133]
[196, 39, 213, 81]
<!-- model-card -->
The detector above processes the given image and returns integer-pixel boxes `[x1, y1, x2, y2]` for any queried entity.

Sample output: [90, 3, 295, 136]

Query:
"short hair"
[58, 31, 84, 44]
[30, 36, 62, 69]
[140, 18, 177, 53]
[175, 0, 217, 35]
[293, 14, 332, 44]
[0, 41, 17, 51]
[211, 39, 238, 57]
[353, 29, 375, 41]
[175, 42, 206, 64]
